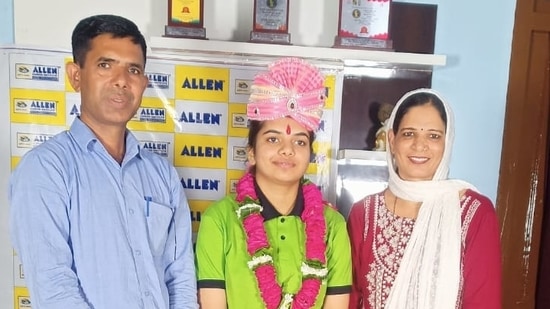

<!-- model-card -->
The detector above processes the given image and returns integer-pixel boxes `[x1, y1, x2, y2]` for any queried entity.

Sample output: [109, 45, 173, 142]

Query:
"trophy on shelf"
[334, 0, 393, 50]
[165, 0, 207, 39]
[249, 0, 291, 45]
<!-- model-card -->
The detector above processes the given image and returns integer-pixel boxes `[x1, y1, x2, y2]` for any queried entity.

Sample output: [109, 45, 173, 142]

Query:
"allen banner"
[0, 46, 342, 309]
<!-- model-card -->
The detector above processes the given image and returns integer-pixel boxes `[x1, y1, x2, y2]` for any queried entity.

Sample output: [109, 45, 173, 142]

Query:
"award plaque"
[165, 0, 207, 39]
[334, 0, 393, 50]
[250, 0, 291, 45]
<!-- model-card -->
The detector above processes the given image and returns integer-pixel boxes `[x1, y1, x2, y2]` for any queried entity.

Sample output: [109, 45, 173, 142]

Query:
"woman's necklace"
[235, 172, 328, 309]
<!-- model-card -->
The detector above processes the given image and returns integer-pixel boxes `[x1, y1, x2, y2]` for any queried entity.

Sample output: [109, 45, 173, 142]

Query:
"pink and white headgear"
[247, 57, 326, 131]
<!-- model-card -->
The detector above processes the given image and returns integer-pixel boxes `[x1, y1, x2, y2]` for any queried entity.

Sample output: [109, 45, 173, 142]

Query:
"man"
[9, 14, 198, 308]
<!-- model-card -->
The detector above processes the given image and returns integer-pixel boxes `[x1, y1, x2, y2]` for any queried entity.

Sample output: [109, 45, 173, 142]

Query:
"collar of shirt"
[69, 117, 143, 161]
[254, 180, 304, 221]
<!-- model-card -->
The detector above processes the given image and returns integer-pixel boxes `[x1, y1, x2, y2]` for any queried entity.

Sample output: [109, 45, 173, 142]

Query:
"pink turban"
[247, 57, 326, 131]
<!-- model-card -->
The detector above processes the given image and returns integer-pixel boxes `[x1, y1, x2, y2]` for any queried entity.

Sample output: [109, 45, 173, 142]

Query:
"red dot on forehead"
[286, 124, 291, 135]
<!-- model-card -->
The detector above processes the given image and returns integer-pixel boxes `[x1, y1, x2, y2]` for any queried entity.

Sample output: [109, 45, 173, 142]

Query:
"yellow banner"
[175, 65, 229, 103]
[64, 57, 76, 92]
[306, 141, 332, 175]
[14, 286, 30, 308]
[10, 89, 66, 126]
[227, 103, 248, 137]
[128, 97, 176, 132]
[324, 75, 336, 109]
[174, 134, 228, 168]
[226, 169, 246, 195]
[11, 157, 21, 171]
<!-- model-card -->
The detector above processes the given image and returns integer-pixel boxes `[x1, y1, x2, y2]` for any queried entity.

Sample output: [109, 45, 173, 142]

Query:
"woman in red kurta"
[347, 89, 501, 309]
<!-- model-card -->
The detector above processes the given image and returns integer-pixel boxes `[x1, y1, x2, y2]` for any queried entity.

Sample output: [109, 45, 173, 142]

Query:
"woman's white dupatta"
[383, 89, 475, 309]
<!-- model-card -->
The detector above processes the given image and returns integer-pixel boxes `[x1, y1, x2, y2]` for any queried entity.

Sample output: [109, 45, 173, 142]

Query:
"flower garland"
[235, 172, 328, 309]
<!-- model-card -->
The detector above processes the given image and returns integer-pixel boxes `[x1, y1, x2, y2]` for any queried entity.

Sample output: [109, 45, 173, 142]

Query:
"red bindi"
[286, 124, 291, 135]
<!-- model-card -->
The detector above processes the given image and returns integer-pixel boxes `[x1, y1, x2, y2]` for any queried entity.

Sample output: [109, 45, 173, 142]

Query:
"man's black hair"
[71, 14, 147, 67]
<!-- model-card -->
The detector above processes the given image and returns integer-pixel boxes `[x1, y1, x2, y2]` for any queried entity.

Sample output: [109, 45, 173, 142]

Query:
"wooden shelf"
[149, 36, 446, 71]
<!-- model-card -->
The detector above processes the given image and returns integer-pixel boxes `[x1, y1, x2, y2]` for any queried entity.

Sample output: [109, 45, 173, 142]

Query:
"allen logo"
[34, 135, 52, 143]
[32, 65, 60, 81]
[18, 66, 30, 74]
[178, 112, 222, 125]
[146, 73, 170, 89]
[182, 77, 224, 91]
[138, 108, 166, 123]
[232, 114, 247, 128]
[17, 132, 54, 148]
[14, 99, 57, 115]
[31, 100, 55, 110]
[15, 64, 60, 81]
[232, 146, 247, 162]
[33, 66, 58, 75]
[180, 145, 223, 158]
[181, 177, 221, 191]
[235, 79, 252, 94]
[142, 141, 169, 157]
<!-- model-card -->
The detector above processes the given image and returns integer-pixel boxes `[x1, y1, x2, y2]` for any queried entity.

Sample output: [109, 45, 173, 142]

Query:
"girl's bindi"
[286, 124, 291, 135]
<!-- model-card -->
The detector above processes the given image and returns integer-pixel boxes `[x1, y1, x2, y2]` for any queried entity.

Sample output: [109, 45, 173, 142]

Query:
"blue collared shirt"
[9, 118, 198, 309]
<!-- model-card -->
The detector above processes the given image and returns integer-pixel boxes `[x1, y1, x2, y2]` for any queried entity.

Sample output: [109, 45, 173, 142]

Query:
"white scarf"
[383, 89, 475, 309]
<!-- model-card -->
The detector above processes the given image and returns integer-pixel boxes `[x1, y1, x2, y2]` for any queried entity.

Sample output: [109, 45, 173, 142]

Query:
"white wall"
[11, 0, 516, 202]
[13, 1, 337, 49]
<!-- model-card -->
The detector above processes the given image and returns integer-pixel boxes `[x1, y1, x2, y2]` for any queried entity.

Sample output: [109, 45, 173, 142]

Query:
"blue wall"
[0, 0, 13, 44]
[399, 0, 516, 202]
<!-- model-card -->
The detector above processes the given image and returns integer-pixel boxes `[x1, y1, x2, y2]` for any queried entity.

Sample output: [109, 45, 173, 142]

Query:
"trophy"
[250, 0, 291, 45]
[334, 0, 393, 50]
[165, 0, 207, 39]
